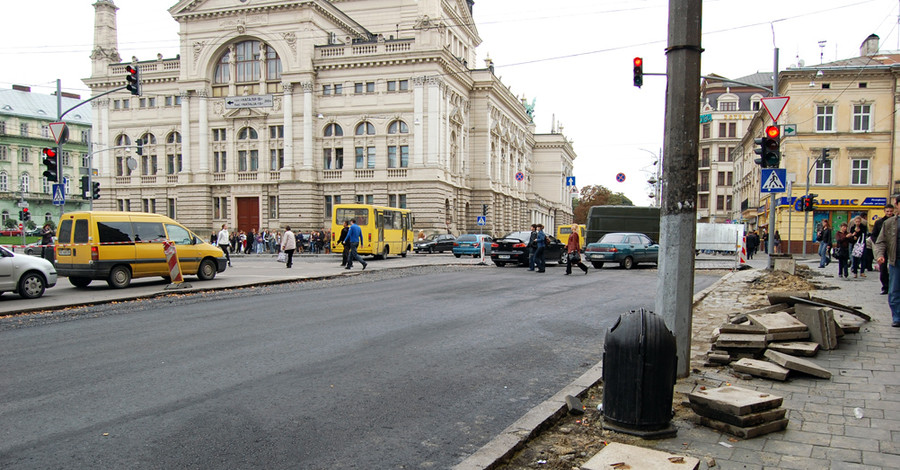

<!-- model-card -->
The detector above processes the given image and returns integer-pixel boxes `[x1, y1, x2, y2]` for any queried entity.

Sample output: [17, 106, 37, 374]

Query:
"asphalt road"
[0, 264, 721, 469]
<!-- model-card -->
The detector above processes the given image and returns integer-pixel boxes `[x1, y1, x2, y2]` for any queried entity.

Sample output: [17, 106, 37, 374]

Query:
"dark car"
[490, 231, 566, 267]
[583, 232, 659, 269]
[414, 234, 456, 253]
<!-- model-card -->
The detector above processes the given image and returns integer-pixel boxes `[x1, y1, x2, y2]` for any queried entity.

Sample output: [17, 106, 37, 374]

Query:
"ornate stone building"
[84, 0, 575, 236]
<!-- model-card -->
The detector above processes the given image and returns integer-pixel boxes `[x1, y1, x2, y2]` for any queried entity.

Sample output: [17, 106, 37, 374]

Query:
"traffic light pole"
[767, 48, 779, 269]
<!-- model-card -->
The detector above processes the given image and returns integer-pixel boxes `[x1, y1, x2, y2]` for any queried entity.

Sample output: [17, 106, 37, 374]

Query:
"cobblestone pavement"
[665, 256, 900, 470]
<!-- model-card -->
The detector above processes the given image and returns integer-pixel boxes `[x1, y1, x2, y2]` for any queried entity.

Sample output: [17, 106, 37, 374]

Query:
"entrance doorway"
[236, 197, 260, 234]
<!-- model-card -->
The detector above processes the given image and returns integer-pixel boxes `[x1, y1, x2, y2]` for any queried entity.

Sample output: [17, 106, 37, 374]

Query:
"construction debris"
[763, 349, 833, 379]
[687, 386, 788, 438]
[580, 442, 700, 470]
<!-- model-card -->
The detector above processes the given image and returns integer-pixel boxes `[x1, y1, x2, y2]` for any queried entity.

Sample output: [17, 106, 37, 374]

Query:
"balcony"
[166, 175, 178, 184]
[316, 39, 414, 60]
[116, 176, 131, 185]
[213, 173, 226, 182]
[141, 176, 158, 184]
[699, 158, 711, 168]
[323, 170, 342, 180]
[698, 183, 710, 192]
[237, 172, 258, 181]
[387, 169, 407, 178]
[269, 171, 280, 181]
[354, 169, 374, 179]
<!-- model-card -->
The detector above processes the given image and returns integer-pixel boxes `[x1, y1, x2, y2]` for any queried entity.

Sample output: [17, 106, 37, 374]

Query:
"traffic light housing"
[482, 204, 488, 216]
[633, 57, 643, 88]
[135, 138, 143, 156]
[92, 181, 101, 200]
[80, 176, 90, 200]
[125, 65, 141, 96]
[754, 126, 781, 168]
[21, 208, 30, 222]
[42, 147, 58, 182]
[805, 193, 817, 212]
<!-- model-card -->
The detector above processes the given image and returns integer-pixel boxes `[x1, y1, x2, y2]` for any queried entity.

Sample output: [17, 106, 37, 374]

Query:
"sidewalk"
[457, 255, 900, 469]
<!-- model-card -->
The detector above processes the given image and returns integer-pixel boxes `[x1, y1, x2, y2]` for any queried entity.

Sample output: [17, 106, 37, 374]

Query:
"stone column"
[99, 98, 110, 176]
[301, 82, 313, 168]
[180, 91, 191, 173]
[282, 82, 294, 170]
[198, 89, 209, 173]
[413, 76, 425, 165]
[427, 76, 441, 165]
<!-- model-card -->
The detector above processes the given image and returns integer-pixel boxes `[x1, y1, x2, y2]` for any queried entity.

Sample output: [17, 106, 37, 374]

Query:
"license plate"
[499, 255, 510, 259]
[58, 248, 72, 256]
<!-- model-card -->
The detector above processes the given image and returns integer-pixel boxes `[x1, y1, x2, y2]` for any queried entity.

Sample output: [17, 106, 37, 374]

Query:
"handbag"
[852, 239, 865, 258]
[276, 252, 287, 263]
[567, 251, 581, 263]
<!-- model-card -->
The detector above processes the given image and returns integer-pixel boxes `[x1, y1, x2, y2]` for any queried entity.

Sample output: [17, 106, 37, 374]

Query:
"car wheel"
[622, 256, 634, 270]
[494, 262, 506, 267]
[69, 276, 92, 288]
[591, 261, 604, 269]
[25, 248, 35, 256]
[107, 265, 132, 289]
[454, 253, 461, 258]
[559, 252, 568, 264]
[18, 271, 46, 299]
[197, 258, 217, 280]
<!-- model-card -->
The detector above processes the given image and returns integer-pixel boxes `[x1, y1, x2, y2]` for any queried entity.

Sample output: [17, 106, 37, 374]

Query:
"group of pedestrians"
[873, 199, 900, 327]
[818, 215, 877, 280]
[335, 219, 367, 270]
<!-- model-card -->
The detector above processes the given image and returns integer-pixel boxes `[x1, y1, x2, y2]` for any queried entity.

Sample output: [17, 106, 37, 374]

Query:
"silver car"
[0, 245, 58, 299]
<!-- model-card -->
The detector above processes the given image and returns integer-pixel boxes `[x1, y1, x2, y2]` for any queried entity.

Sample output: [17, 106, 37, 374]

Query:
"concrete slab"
[686, 386, 783, 415]
[699, 416, 789, 438]
[719, 323, 767, 334]
[581, 442, 700, 470]
[767, 341, 820, 357]
[764, 349, 833, 379]
[716, 333, 767, 349]
[733, 358, 791, 381]
[689, 402, 787, 427]
[748, 311, 809, 333]
[793, 304, 839, 350]
[765, 330, 811, 341]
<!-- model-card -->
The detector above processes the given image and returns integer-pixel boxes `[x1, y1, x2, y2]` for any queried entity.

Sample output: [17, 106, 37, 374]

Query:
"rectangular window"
[142, 198, 150, 212]
[81, 130, 90, 143]
[20, 123, 28, 136]
[399, 194, 407, 208]
[165, 96, 173, 106]
[717, 172, 725, 186]
[355, 82, 364, 94]
[123, 100, 130, 109]
[167, 154, 182, 174]
[168, 198, 176, 219]
[270, 148, 284, 170]
[174, 95, 182, 105]
[366, 195, 374, 205]
[367, 146, 375, 169]
[82, 153, 90, 167]
[398, 80, 408, 91]
[139, 98, 146, 108]
[851, 159, 870, 185]
[720, 102, 736, 111]
[718, 123, 726, 138]
[717, 195, 725, 211]
[148, 97, 156, 107]
[853, 104, 872, 132]
[61, 151, 71, 166]
[269, 125, 284, 139]
[726, 195, 733, 211]
[41, 125, 50, 138]
[333, 148, 343, 169]
[324, 148, 333, 170]
[239, 150, 248, 171]
[727, 171, 733, 186]
[18, 147, 28, 163]
[388, 146, 397, 168]
[389, 194, 397, 207]
[702, 124, 710, 139]
[323, 85, 332, 95]
[114, 100, 121, 110]
[717, 147, 726, 162]
[699, 194, 708, 209]
[727, 146, 734, 162]
[814, 159, 833, 184]
[355, 147, 364, 169]
[0, 145, 8, 161]
[356, 194, 364, 204]
[325, 195, 333, 218]
[0, 121, 5, 134]
[387, 81, 396, 92]
[269, 196, 278, 219]
[334, 84, 342, 95]
[366, 82, 375, 93]
[213, 128, 227, 141]
[816, 105, 834, 132]
[399, 145, 408, 167]
[728, 122, 736, 137]
[214, 151, 227, 173]
[250, 150, 258, 171]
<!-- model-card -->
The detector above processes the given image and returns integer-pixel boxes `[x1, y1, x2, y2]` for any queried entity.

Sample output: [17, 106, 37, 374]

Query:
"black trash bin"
[601, 308, 677, 438]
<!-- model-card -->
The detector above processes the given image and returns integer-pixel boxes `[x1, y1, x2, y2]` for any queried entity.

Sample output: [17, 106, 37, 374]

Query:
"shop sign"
[777, 196, 887, 208]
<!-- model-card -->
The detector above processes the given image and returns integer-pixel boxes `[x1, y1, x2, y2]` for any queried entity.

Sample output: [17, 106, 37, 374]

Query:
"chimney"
[860, 33, 879, 56]
[12, 85, 31, 92]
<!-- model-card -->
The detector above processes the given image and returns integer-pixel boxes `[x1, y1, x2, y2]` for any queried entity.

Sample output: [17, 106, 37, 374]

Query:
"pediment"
[222, 106, 269, 121]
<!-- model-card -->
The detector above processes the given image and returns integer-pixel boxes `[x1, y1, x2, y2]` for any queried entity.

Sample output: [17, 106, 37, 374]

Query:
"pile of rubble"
[687, 385, 788, 439]
[705, 291, 868, 382]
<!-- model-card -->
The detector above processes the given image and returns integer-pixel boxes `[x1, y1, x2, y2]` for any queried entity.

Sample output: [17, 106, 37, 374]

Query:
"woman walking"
[834, 222, 854, 279]
[850, 215, 868, 278]
[564, 224, 589, 275]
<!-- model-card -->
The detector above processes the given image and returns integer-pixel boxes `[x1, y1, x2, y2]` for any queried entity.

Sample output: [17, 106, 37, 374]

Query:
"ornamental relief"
[220, 13, 269, 32]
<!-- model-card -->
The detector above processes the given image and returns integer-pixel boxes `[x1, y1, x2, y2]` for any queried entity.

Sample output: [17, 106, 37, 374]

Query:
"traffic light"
[820, 147, 830, 165]
[92, 181, 101, 200]
[125, 65, 141, 96]
[135, 137, 143, 156]
[80, 176, 90, 200]
[42, 147, 58, 182]
[21, 207, 30, 222]
[805, 193, 817, 212]
[633, 57, 643, 88]
[797, 195, 806, 211]
[754, 126, 781, 168]
[482, 204, 488, 216]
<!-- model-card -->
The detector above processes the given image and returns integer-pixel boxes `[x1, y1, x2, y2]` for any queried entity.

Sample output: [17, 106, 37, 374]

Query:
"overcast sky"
[2, 0, 897, 205]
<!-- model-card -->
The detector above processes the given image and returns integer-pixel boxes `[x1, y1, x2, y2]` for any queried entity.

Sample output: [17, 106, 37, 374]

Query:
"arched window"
[235, 41, 260, 83]
[166, 131, 182, 144]
[238, 127, 258, 140]
[355, 122, 375, 136]
[388, 120, 409, 134]
[20, 173, 30, 193]
[214, 50, 230, 84]
[324, 123, 343, 137]
[140, 133, 157, 145]
[0, 171, 7, 191]
[266, 46, 282, 80]
[44, 212, 52, 223]
[115, 134, 131, 146]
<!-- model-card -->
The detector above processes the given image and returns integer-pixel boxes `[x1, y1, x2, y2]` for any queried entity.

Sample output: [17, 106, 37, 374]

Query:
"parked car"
[490, 231, 566, 267]
[0, 229, 23, 236]
[414, 234, 456, 253]
[452, 234, 493, 258]
[583, 232, 659, 269]
[24, 241, 43, 256]
[0, 245, 58, 299]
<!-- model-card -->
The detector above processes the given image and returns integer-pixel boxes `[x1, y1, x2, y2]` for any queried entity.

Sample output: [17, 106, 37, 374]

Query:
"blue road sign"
[476, 216, 486, 226]
[565, 176, 576, 186]
[760, 169, 787, 193]
[52, 183, 65, 205]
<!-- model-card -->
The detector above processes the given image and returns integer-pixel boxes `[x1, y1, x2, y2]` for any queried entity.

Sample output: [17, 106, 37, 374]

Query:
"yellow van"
[557, 224, 586, 247]
[55, 211, 227, 288]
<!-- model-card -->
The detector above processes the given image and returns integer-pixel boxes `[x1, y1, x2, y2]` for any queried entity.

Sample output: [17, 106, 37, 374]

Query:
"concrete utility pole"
[656, 0, 702, 378]
[767, 49, 780, 269]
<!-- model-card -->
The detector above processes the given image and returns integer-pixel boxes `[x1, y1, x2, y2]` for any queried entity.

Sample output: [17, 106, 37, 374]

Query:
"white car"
[0, 245, 58, 299]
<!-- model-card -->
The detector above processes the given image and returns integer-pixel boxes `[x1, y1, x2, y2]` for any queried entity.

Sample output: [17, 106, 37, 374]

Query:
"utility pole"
[656, 0, 702, 378]
[767, 49, 779, 268]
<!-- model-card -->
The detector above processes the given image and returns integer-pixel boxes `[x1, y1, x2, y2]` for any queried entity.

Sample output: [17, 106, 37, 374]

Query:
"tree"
[572, 185, 633, 223]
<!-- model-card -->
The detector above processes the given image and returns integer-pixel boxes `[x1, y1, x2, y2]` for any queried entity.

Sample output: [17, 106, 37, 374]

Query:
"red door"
[236, 197, 260, 234]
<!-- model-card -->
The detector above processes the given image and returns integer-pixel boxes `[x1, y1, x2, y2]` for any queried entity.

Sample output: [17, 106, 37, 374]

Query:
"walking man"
[217, 224, 233, 267]
[527, 224, 538, 271]
[817, 220, 833, 269]
[873, 204, 894, 294]
[343, 219, 368, 270]
[873, 213, 900, 327]
[534, 224, 547, 273]
[338, 221, 350, 266]
[281, 226, 296, 268]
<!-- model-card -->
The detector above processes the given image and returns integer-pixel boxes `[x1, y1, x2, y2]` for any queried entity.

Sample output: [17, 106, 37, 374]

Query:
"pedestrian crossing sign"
[52, 183, 66, 205]
[760, 168, 786, 193]
[476, 216, 486, 226]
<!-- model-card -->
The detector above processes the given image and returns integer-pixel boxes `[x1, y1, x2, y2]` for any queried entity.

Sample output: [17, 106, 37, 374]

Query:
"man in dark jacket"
[817, 221, 833, 268]
[527, 224, 538, 271]
[873, 204, 895, 294]
[338, 221, 350, 266]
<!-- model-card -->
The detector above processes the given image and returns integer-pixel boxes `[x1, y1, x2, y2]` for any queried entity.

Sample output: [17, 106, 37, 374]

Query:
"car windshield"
[599, 233, 628, 244]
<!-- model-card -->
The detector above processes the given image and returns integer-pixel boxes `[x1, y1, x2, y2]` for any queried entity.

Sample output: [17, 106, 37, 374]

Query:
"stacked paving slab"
[687, 386, 788, 438]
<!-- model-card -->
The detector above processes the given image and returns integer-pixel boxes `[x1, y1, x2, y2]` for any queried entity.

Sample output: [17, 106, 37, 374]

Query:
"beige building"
[734, 34, 897, 253]
[84, 0, 575, 237]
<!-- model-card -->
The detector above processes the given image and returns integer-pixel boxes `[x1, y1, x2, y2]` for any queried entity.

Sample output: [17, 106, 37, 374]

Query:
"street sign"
[48, 122, 68, 145]
[16, 200, 28, 208]
[760, 168, 787, 193]
[565, 176, 576, 186]
[761, 96, 790, 122]
[52, 183, 65, 205]
[224, 95, 274, 109]
[515, 171, 524, 181]
[476, 216, 486, 226]
[782, 124, 797, 136]
[615, 172, 626, 182]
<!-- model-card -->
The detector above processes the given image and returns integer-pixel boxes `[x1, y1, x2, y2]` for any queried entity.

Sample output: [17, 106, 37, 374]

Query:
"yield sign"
[760, 97, 790, 122]
[48, 122, 68, 144]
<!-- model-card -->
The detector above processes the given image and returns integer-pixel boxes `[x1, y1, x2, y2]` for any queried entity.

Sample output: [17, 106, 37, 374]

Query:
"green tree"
[572, 185, 633, 223]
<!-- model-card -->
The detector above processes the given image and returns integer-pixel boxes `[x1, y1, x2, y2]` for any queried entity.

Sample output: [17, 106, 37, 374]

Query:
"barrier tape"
[3, 239, 198, 250]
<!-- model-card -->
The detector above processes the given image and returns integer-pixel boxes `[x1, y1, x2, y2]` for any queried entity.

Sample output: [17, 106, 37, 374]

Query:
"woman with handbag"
[564, 224, 589, 275]
[850, 215, 868, 278]
[834, 222, 855, 279]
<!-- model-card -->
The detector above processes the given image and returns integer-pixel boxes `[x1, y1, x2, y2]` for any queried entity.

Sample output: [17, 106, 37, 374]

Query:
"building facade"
[84, 0, 575, 237]
[0, 86, 92, 231]
[734, 34, 897, 253]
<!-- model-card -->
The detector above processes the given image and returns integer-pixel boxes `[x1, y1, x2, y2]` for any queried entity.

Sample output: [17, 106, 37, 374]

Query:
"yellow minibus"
[330, 204, 414, 259]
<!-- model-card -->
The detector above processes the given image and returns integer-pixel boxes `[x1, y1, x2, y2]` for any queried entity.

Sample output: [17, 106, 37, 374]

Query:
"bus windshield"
[335, 208, 369, 225]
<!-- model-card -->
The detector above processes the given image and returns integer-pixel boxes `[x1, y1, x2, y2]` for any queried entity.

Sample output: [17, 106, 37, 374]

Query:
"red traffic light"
[634, 57, 643, 67]
[42, 148, 57, 158]
[765, 125, 780, 139]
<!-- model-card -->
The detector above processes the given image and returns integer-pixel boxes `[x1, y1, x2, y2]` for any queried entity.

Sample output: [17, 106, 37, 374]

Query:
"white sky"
[2, 0, 897, 205]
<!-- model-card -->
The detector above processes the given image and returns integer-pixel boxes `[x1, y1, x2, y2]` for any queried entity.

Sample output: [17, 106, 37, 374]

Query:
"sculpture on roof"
[521, 97, 536, 122]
